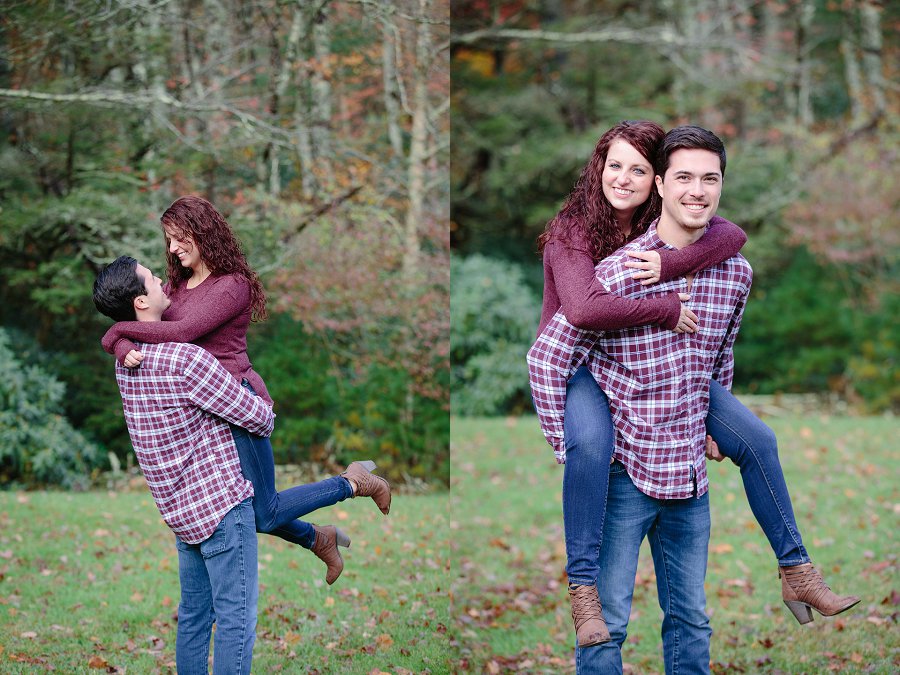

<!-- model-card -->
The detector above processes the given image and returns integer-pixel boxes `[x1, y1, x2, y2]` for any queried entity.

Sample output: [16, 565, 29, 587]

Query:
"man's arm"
[712, 273, 753, 389]
[182, 345, 275, 436]
[526, 311, 599, 463]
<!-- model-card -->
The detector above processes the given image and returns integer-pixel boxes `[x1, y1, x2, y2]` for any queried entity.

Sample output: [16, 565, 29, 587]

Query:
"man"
[529, 126, 751, 674]
[93, 256, 274, 675]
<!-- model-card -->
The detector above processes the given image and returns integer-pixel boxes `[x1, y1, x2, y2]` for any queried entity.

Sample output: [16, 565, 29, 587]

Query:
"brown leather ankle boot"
[342, 460, 391, 515]
[568, 584, 610, 647]
[311, 525, 350, 585]
[780, 563, 860, 624]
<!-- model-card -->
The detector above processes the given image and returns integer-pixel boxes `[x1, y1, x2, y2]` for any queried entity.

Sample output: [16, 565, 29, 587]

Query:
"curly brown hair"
[161, 195, 268, 321]
[537, 120, 665, 262]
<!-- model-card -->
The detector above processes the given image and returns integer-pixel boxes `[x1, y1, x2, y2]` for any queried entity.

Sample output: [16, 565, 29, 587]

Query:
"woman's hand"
[673, 294, 699, 333]
[123, 349, 144, 369]
[624, 250, 662, 285]
[705, 435, 724, 462]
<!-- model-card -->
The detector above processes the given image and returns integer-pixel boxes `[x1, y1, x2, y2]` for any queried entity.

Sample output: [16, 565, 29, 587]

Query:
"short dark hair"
[656, 125, 726, 179]
[93, 256, 146, 322]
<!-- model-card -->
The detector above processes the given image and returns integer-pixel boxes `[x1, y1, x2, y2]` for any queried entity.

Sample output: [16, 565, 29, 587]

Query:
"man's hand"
[673, 294, 699, 333]
[624, 250, 662, 285]
[705, 435, 724, 462]
[124, 349, 144, 369]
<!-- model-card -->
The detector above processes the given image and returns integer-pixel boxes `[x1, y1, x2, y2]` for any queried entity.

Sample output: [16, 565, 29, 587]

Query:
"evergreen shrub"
[451, 254, 539, 415]
[0, 329, 103, 489]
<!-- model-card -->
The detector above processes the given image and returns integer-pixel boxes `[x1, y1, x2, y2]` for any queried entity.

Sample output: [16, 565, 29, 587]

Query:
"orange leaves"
[88, 655, 109, 669]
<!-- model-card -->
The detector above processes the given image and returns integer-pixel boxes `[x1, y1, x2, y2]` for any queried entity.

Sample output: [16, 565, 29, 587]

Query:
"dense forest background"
[450, 0, 898, 416]
[0, 0, 449, 488]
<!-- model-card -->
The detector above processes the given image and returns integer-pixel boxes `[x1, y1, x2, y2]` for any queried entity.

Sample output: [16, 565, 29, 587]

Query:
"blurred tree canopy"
[450, 0, 898, 410]
[0, 0, 449, 486]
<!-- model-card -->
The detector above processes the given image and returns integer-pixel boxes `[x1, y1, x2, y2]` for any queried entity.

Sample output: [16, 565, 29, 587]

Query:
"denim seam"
[706, 408, 809, 565]
[235, 505, 248, 675]
[650, 520, 680, 675]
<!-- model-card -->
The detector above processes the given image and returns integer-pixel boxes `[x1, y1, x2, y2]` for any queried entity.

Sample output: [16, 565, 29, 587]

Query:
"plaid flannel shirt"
[528, 223, 752, 499]
[115, 341, 275, 543]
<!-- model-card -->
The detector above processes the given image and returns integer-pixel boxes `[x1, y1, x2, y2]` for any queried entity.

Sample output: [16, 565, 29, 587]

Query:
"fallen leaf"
[88, 655, 109, 668]
[375, 633, 393, 649]
[20, 631, 37, 639]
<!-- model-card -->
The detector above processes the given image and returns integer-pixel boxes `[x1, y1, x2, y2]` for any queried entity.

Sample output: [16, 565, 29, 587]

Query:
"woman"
[102, 196, 391, 585]
[534, 120, 858, 647]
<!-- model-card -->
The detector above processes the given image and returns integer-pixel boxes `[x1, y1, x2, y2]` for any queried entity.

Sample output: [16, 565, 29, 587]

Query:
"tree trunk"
[795, 0, 815, 127]
[403, 0, 432, 280]
[311, 3, 334, 187]
[381, 7, 404, 158]
[265, 5, 306, 197]
[859, 0, 886, 116]
[841, 31, 865, 126]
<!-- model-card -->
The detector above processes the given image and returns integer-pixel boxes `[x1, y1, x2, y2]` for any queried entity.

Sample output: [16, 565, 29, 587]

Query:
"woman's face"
[601, 139, 655, 223]
[164, 224, 202, 271]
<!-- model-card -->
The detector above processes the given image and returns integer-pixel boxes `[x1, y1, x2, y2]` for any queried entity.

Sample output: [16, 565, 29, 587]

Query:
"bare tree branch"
[278, 185, 364, 245]
[0, 87, 292, 141]
[451, 25, 729, 48]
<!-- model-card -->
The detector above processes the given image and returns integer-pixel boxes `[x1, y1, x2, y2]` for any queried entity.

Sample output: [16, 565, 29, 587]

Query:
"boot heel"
[784, 600, 813, 624]
[334, 527, 351, 548]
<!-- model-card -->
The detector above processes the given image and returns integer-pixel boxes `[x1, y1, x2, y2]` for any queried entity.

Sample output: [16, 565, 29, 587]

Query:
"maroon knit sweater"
[101, 274, 272, 404]
[538, 215, 747, 336]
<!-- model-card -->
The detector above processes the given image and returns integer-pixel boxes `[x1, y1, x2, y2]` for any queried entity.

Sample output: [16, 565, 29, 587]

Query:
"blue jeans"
[705, 379, 809, 565]
[175, 498, 258, 675]
[562, 368, 809, 584]
[576, 463, 711, 675]
[231, 380, 353, 549]
[562, 367, 614, 585]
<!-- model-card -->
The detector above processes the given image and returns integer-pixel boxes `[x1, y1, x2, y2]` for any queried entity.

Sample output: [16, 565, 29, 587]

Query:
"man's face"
[135, 264, 171, 315]
[655, 148, 723, 232]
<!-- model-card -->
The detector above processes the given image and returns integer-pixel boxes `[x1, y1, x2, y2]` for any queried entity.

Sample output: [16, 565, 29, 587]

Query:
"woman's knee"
[565, 417, 614, 457]
[565, 369, 614, 456]
[250, 501, 278, 533]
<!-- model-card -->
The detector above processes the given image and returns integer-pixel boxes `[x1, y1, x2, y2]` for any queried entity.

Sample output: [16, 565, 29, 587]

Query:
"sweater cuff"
[657, 253, 671, 283]
[660, 292, 682, 330]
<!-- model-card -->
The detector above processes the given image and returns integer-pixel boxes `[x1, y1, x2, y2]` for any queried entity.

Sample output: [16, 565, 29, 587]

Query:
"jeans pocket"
[199, 517, 228, 559]
[609, 460, 627, 476]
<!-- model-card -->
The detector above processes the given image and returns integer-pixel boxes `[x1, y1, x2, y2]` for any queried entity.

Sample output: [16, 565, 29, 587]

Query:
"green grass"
[450, 414, 900, 674]
[0, 484, 450, 673]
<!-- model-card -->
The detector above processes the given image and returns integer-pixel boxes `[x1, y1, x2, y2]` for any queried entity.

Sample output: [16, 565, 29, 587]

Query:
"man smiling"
[530, 126, 752, 674]
[93, 256, 273, 675]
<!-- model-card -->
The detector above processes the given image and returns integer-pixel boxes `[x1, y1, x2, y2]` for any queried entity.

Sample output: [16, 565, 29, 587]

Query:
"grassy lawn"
[451, 414, 899, 674]
[0, 482, 450, 674]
